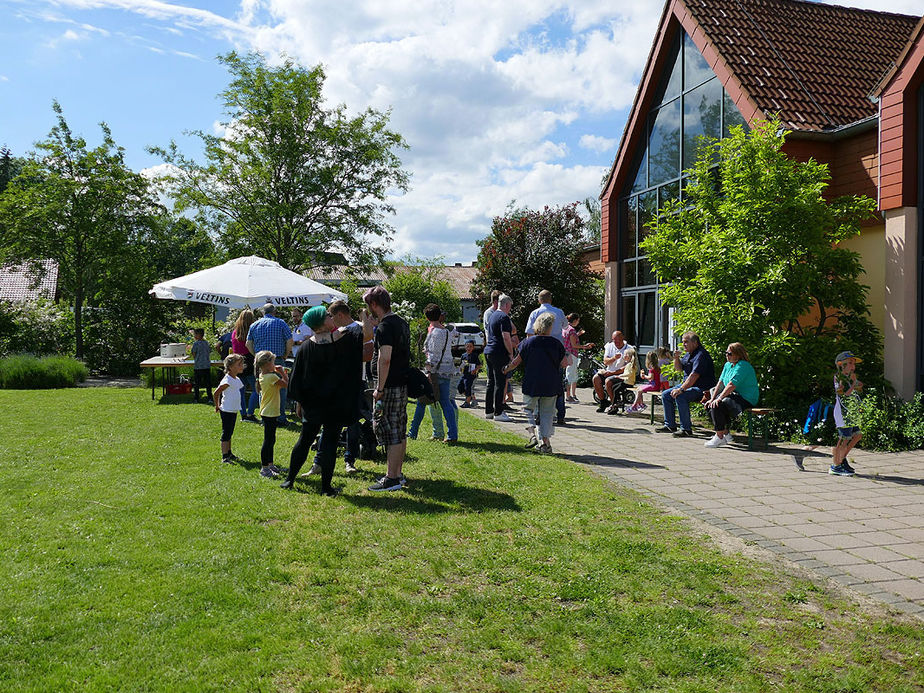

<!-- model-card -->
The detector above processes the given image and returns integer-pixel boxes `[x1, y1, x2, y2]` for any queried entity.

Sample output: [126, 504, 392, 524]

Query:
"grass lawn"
[1, 388, 922, 692]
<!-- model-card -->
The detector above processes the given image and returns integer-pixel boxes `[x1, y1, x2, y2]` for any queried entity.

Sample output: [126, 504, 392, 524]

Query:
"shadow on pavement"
[567, 454, 667, 470]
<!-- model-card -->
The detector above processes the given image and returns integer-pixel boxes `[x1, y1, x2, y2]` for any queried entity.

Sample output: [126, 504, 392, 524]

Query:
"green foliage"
[0, 299, 74, 357]
[336, 270, 367, 317]
[383, 257, 462, 323]
[0, 102, 164, 358]
[642, 118, 882, 411]
[843, 390, 924, 452]
[472, 202, 605, 343]
[0, 354, 87, 388]
[150, 51, 409, 272]
[0, 146, 26, 194]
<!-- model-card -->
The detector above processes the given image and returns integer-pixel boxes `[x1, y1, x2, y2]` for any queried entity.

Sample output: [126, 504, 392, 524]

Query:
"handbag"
[407, 367, 436, 405]
[426, 328, 452, 401]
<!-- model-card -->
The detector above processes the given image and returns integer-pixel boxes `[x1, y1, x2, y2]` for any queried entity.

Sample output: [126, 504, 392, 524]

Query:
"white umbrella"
[150, 255, 347, 309]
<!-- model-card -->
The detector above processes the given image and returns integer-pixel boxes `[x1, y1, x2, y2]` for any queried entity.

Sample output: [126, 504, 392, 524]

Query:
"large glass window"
[616, 29, 748, 349]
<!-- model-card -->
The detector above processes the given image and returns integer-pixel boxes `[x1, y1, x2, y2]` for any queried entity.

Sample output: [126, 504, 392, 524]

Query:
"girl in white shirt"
[214, 353, 245, 464]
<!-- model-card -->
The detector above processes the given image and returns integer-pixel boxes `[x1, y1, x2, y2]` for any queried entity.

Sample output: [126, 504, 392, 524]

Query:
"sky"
[0, 0, 921, 264]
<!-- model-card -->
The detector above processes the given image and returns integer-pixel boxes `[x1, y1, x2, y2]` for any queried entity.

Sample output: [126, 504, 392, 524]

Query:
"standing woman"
[562, 312, 594, 403]
[231, 309, 258, 421]
[281, 306, 374, 495]
[503, 312, 568, 454]
[409, 304, 459, 443]
[703, 342, 760, 448]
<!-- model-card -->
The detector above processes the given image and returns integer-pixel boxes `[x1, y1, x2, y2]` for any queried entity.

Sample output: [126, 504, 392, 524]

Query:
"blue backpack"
[803, 398, 832, 435]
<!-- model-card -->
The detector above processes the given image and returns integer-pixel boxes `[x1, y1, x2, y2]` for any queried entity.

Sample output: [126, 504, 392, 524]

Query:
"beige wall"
[840, 224, 886, 337]
[883, 207, 919, 399]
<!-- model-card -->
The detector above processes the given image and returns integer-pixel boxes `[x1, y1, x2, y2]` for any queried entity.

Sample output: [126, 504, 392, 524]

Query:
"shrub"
[844, 390, 924, 452]
[0, 355, 88, 389]
[0, 299, 75, 357]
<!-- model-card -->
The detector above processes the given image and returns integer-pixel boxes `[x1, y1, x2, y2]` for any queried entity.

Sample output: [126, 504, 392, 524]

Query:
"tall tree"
[0, 102, 161, 357]
[150, 52, 409, 273]
[472, 202, 604, 342]
[0, 145, 25, 194]
[642, 118, 881, 406]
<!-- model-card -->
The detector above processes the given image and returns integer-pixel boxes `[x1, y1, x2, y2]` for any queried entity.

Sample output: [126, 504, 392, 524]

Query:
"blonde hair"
[233, 309, 255, 342]
[727, 342, 750, 362]
[255, 350, 276, 371]
[645, 350, 658, 370]
[624, 347, 638, 373]
[223, 353, 244, 373]
[655, 346, 672, 361]
[534, 311, 556, 335]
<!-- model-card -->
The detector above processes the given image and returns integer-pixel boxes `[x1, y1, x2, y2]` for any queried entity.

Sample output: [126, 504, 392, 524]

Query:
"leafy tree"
[0, 103, 162, 358]
[150, 51, 409, 273]
[642, 118, 882, 409]
[582, 196, 601, 243]
[472, 202, 604, 343]
[0, 146, 26, 194]
[383, 258, 462, 322]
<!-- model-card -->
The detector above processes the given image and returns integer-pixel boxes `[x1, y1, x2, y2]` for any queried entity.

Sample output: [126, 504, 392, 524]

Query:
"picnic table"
[139, 356, 224, 401]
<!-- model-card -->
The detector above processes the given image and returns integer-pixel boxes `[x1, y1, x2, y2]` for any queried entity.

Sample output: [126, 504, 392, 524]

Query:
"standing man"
[484, 294, 515, 422]
[291, 308, 313, 358]
[592, 331, 632, 412]
[364, 286, 411, 492]
[525, 290, 569, 425]
[246, 303, 294, 426]
[482, 290, 501, 328]
[657, 331, 716, 437]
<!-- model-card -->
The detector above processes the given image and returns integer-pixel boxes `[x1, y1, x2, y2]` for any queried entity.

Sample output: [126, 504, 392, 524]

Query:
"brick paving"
[469, 385, 924, 618]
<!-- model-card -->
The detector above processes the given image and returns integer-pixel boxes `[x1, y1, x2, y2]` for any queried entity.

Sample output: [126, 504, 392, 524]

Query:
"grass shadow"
[344, 478, 521, 514]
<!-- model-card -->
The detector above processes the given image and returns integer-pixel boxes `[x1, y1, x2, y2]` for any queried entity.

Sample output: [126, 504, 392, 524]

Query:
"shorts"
[373, 385, 408, 446]
[837, 426, 861, 439]
[565, 354, 580, 384]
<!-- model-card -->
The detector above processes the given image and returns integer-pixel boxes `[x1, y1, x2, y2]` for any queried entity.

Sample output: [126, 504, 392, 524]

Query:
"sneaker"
[829, 463, 855, 476]
[268, 464, 285, 475]
[228, 453, 241, 462]
[307, 463, 321, 476]
[321, 486, 341, 498]
[537, 443, 553, 454]
[842, 460, 856, 474]
[556, 417, 566, 426]
[260, 466, 279, 479]
[429, 435, 442, 441]
[280, 479, 294, 489]
[606, 405, 619, 415]
[655, 425, 677, 433]
[494, 412, 512, 422]
[344, 461, 358, 474]
[595, 399, 610, 413]
[460, 402, 471, 408]
[368, 475, 404, 492]
[485, 413, 494, 420]
[565, 396, 578, 404]
[636, 403, 647, 411]
[673, 429, 694, 438]
[624, 404, 637, 413]
[525, 435, 539, 449]
[704, 434, 728, 448]
[221, 455, 234, 464]
[443, 438, 457, 445]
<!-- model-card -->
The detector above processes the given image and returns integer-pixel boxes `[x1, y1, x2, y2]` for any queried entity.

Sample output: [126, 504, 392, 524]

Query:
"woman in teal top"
[703, 342, 759, 448]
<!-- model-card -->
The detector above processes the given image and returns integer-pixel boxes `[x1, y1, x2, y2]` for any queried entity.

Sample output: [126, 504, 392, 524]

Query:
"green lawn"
[1, 388, 922, 692]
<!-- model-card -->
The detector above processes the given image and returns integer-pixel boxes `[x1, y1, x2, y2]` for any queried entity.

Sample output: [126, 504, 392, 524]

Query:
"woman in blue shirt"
[704, 342, 760, 448]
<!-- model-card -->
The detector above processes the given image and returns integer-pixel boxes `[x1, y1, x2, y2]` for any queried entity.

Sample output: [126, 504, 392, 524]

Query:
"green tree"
[642, 118, 881, 408]
[0, 103, 162, 358]
[0, 146, 26, 194]
[472, 202, 604, 343]
[150, 51, 409, 273]
[383, 258, 461, 322]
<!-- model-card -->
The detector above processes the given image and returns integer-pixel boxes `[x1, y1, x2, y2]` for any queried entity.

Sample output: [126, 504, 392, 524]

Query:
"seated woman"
[703, 342, 760, 448]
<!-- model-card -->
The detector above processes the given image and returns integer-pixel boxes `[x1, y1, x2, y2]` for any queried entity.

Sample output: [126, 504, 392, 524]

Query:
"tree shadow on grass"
[343, 477, 521, 514]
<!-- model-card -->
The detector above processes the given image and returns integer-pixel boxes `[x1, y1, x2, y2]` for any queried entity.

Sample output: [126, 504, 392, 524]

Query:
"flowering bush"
[0, 299, 75, 357]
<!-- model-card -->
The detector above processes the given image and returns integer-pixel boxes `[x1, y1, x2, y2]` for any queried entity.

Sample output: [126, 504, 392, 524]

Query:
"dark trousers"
[193, 368, 212, 401]
[287, 419, 344, 492]
[261, 417, 278, 467]
[344, 421, 361, 463]
[219, 411, 237, 443]
[485, 352, 509, 416]
[709, 393, 753, 431]
[556, 367, 566, 420]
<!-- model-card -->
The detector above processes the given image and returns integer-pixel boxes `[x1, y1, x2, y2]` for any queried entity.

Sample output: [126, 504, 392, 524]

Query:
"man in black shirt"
[363, 286, 411, 492]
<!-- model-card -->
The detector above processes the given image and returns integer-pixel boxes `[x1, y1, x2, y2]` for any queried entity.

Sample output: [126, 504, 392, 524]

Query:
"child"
[214, 354, 245, 464]
[830, 351, 863, 476]
[256, 350, 288, 479]
[457, 340, 482, 408]
[605, 347, 639, 414]
[627, 350, 671, 413]
[188, 328, 212, 403]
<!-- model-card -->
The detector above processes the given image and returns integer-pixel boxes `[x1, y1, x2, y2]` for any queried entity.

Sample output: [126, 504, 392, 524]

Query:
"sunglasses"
[725, 351, 732, 356]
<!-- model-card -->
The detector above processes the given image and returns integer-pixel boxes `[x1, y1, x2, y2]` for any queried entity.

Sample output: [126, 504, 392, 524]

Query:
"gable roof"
[0, 260, 59, 303]
[684, 0, 919, 131]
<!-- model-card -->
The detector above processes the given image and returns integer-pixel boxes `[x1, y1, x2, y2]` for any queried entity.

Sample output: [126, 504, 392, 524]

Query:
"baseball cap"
[835, 351, 862, 365]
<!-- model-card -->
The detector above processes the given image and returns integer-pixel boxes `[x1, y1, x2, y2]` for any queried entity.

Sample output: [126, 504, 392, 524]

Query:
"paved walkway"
[470, 385, 924, 618]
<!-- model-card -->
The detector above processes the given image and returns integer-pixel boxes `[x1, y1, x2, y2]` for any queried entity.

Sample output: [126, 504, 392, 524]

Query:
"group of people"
[211, 287, 415, 495]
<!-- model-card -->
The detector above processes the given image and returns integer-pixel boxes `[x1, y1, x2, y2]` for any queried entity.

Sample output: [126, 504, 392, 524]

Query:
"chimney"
[455, 262, 462, 267]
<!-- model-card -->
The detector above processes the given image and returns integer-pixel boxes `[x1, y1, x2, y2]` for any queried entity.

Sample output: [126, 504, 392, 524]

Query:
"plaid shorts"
[374, 385, 408, 446]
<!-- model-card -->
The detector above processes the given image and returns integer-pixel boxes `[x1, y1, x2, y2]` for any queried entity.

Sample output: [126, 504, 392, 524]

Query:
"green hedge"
[0, 355, 88, 389]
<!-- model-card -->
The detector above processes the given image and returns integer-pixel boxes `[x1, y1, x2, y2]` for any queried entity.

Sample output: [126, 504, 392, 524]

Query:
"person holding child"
[627, 348, 672, 413]
[255, 350, 288, 479]
[213, 354, 245, 464]
[703, 342, 760, 448]
[830, 351, 863, 476]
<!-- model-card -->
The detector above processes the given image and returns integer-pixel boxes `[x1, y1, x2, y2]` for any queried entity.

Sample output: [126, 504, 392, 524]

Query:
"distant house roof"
[306, 262, 478, 300]
[0, 260, 59, 303]
[436, 264, 478, 300]
[682, 0, 918, 132]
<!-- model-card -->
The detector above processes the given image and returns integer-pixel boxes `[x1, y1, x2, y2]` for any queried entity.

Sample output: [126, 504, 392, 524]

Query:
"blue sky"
[0, 0, 918, 263]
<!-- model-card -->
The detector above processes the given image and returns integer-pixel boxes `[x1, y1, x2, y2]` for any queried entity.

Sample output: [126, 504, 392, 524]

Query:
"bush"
[0, 299, 75, 357]
[844, 390, 924, 452]
[0, 355, 88, 389]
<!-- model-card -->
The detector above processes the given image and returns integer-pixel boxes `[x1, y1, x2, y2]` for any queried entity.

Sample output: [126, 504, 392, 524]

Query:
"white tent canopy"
[150, 255, 347, 309]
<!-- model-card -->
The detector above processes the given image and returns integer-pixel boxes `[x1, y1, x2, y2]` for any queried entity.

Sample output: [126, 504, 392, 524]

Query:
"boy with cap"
[830, 351, 863, 476]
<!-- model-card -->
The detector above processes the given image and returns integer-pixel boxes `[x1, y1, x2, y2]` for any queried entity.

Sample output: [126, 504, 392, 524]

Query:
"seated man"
[656, 331, 717, 437]
[593, 330, 632, 412]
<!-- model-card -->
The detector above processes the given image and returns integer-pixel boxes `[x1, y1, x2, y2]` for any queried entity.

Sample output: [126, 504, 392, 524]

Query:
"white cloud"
[579, 134, 617, 153]
[0, 75, 8, 82]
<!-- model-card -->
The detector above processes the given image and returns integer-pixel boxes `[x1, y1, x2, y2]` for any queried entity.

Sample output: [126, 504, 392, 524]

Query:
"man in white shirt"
[593, 331, 632, 412]
[482, 290, 501, 329]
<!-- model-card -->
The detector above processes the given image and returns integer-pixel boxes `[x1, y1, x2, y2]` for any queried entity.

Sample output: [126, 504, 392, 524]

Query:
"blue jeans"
[240, 374, 256, 417]
[409, 376, 458, 440]
[410, 402, 444, 439]
[662, 386, 705, 432]
[524, 394, 557, 440]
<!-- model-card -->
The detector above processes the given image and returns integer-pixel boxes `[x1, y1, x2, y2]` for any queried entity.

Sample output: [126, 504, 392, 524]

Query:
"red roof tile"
[685, 0, 919, 131]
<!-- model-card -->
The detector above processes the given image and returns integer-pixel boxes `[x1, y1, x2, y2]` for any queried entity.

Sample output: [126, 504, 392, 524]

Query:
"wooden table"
[139, 357, 224, 400]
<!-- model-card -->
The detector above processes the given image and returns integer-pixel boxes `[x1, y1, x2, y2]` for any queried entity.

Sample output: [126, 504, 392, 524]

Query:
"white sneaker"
[704, 434, 728, 448]
[485, 413, 494, 420]
[307, 462, 322, 475]
[494, 412, 513, 422]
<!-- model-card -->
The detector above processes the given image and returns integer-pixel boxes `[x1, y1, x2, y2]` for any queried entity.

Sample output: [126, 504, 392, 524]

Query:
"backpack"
[406, 367, 436, 405]
[803, 398, 832, 435]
